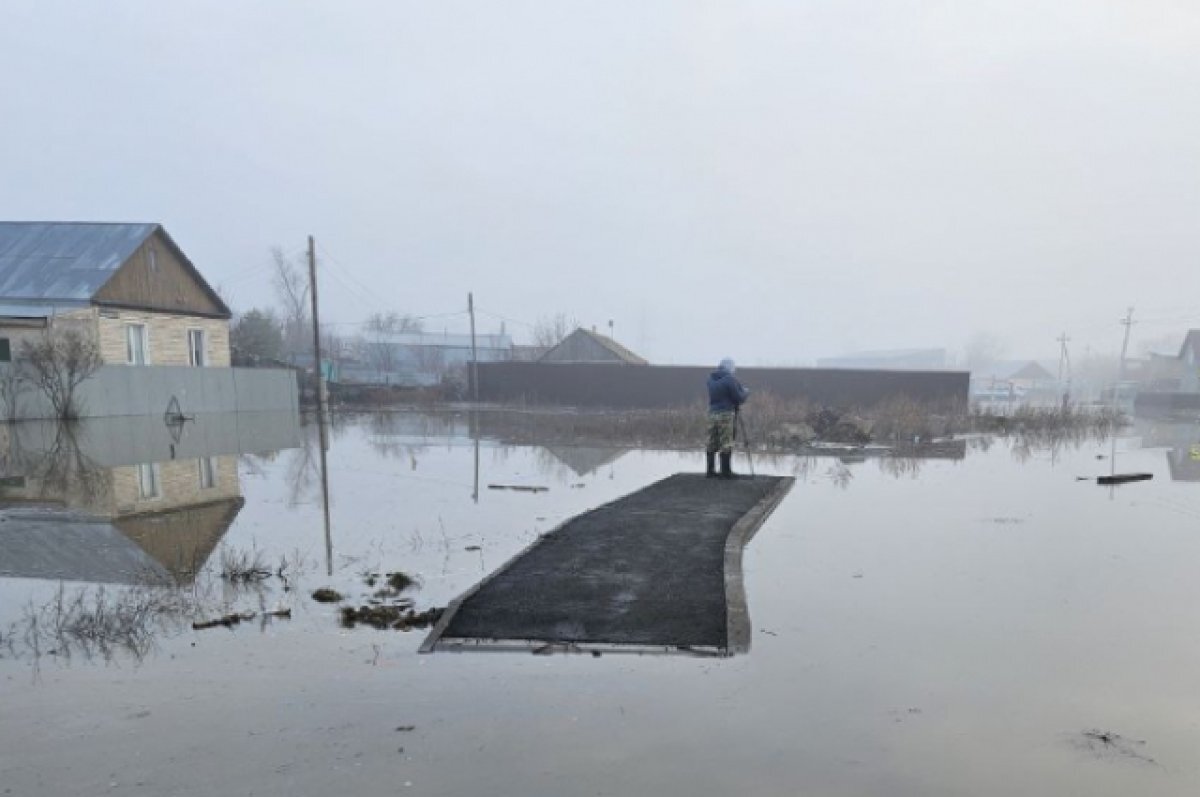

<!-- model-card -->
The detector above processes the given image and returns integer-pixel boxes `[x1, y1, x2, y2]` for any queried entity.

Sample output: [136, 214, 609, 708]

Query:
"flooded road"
[2, 411, 1200, 796]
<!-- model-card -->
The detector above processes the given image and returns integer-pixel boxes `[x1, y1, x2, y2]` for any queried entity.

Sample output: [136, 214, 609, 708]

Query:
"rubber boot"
[719, 451, 736, 479]
[705, 452, 717, 478]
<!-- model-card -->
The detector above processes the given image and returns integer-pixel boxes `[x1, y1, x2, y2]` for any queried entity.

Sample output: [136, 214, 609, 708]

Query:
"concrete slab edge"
[723, 476, 796, 655]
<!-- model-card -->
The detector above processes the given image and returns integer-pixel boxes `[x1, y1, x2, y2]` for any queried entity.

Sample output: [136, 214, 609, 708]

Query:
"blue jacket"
[707, 369, 749, 412]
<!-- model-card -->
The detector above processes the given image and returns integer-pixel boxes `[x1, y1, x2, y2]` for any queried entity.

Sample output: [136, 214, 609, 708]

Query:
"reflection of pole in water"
[319, 422, 333, 575]
[1107, 432, 1118, 501]
[471, 410, 480, 504]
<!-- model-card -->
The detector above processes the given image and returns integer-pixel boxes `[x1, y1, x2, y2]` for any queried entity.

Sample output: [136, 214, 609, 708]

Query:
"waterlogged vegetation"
[472, 395, 1126, 454]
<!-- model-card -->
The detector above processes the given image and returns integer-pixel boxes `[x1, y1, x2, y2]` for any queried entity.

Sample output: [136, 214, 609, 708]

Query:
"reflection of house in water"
[1135, 420, 1200, 482]
[539, 446, 627, 478]
[0, 413, 299, 584]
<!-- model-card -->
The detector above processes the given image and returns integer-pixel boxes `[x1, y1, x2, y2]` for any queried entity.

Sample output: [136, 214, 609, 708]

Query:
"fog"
[2, 0, 1197, 365]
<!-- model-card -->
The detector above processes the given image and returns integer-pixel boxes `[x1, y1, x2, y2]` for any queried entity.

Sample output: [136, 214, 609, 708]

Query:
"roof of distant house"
[539, 327, 648, 365]
[374, 331, 512, 349]
[0, 221, 229, 316]
[1179, 329, 1200, 358]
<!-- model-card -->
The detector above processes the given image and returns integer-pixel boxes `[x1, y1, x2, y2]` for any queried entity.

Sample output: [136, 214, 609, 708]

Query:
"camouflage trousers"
[706, 411, 736, 453]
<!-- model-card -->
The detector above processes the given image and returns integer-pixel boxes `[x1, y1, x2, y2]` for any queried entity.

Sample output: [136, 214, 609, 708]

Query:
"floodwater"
[2, 410, 1200, 796]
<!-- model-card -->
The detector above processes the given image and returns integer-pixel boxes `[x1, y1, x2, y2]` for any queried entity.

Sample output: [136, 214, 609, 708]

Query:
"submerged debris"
[192, 608, 291, 631]
[488, 484, 549, 493]
[1072, 729, 1157, 765]
[1096, 473, 1153, 485]
[311, 588, 344, 603]
[340, 605, 443, 631]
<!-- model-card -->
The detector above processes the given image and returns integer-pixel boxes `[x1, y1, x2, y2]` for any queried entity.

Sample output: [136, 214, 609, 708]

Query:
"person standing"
[706, 358, 749, 478]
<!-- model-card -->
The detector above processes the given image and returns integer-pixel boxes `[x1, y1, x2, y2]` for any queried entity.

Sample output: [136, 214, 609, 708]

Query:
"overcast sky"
[2, 1, 1197, 366]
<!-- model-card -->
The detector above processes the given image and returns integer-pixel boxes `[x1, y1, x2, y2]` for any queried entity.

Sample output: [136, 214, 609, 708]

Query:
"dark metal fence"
[475, 362, 969, 409]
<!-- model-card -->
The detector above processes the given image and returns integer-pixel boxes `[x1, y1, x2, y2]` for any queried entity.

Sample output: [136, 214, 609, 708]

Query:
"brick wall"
[97, 311, 231, 367]
[112, 455, 241, 515]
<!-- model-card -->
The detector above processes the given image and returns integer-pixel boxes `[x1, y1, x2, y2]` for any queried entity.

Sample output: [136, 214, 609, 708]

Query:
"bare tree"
[364, 311, 423, 336]
[412, 344, 447, 380]
[533, 313, 575, 348]
[964, 331, 1007, 371]
[270, 247, 310, 355]
[359, 312, 424, 382]
[0, 363, 31, 422]
[20, 327, 103, 420]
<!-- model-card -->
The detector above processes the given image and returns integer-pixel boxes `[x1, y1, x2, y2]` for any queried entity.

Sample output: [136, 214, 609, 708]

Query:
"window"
[188, 328, 206, 366]
[198, 457, 216, 489]
[0, 338, 10, 362]
[137, 462, 160, 500]
[126, 324, 148, 365]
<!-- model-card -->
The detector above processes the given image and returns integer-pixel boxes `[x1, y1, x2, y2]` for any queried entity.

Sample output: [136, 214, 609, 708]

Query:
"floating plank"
[1097, 473, 1154, 485]
[422, 474, 793, 657]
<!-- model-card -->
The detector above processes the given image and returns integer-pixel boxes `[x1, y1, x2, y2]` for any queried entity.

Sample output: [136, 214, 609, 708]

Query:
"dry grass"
[475, 394, 1123, 451]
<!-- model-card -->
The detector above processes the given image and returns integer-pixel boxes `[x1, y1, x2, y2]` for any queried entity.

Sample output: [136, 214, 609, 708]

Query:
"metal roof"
[0, 222, 158, 302]
[378, 331, 513, 349]
[0, 300, 86, 319]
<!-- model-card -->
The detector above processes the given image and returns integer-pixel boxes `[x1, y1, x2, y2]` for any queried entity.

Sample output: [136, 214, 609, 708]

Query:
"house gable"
[539, 328, 648, 364]
[1179, 330, 1200, 365]
[93, 228, 230, 319]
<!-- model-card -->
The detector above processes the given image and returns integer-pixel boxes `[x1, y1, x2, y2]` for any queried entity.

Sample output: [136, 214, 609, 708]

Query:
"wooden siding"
[93, 230, 226, 318]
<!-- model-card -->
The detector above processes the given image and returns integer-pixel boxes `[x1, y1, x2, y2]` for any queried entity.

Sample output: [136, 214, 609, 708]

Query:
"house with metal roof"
[0, 222, 231, 368]
[538, 327, 648, 365]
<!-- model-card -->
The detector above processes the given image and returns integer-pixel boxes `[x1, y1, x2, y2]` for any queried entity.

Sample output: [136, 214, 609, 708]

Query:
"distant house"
[1179, 330, 1200, 393]
[817, 348, 947, 371]
[0, 222, 231, 367]
[340, 331, 513, 385]
[970, 360, 1056, 399]
[539, 328, 648, 365]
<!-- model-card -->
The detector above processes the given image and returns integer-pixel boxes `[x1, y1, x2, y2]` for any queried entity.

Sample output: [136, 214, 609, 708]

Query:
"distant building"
[539, 328, 648, 365]
[817, 348, 947, 371]
[511, 344, 551, 362]
[1179, 330, 1200, 393]
[339, 331, 513, 385]
[970, 360, 1056, 400]
[0, 222, 231, 367]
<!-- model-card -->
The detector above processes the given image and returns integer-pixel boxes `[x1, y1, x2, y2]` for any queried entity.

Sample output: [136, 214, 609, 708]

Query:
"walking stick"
[735, 408, 755, 476]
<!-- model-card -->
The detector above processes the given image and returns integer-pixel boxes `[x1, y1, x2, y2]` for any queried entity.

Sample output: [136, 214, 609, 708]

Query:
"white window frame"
[136, 462, 161, 500]
[198, 457, 217, 489]
[187, 328, 207, 367]
[126, 323, 150, 365]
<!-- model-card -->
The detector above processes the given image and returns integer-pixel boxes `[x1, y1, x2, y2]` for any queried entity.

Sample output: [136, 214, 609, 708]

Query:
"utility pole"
[1056, 332, 1071, 385]
[1056, 332, 1072, 410]
[468, 292, 479, 403]
[307, 235, 333, 575]
[1117, 307, 1135, 385]
[307, 236, 327, 429]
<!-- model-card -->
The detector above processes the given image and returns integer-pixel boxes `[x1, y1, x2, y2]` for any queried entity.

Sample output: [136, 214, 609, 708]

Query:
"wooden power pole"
[1117, 307, 1134, 385]
[307, 235, 333, 575]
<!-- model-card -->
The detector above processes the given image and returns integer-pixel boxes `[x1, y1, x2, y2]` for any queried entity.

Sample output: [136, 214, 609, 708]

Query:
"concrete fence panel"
[0, 364, 298, 420]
